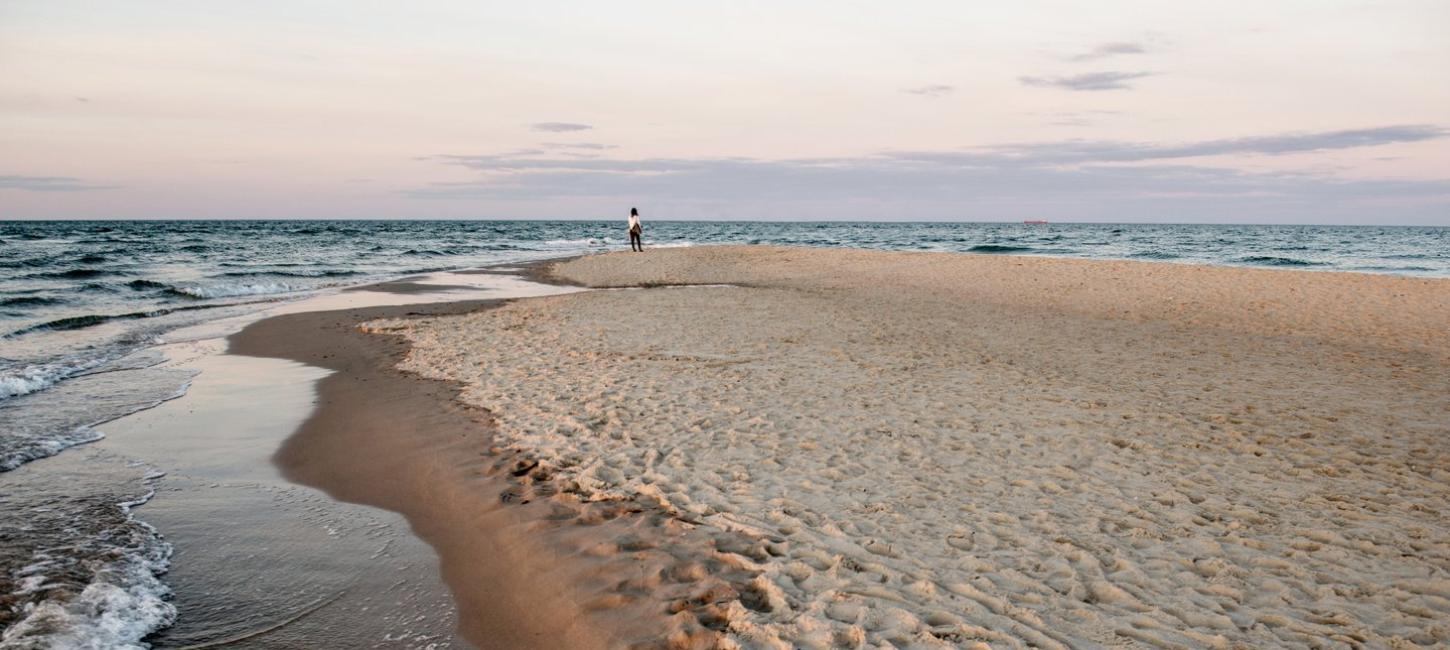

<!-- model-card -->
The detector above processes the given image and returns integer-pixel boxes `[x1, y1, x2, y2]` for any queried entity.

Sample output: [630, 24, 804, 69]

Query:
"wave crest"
[1237, 255, 1325, 267]
[165, 282, 302, 299]
[967, 244, 1033, 253]
[0, 357, 109, 401]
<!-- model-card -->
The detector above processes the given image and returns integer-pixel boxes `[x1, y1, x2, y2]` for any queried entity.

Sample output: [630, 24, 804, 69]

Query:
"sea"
[0, 219, 1447, 647]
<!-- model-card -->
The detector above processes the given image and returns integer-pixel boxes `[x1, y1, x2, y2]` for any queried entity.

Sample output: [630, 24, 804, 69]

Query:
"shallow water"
[98, 343, 462, 649]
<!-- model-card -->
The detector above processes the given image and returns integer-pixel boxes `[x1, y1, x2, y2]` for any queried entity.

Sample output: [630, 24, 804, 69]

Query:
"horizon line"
[2, 217, 1447, 228]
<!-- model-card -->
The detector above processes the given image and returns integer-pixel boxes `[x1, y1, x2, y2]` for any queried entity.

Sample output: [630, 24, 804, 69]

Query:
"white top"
[628, 214, 640, 231]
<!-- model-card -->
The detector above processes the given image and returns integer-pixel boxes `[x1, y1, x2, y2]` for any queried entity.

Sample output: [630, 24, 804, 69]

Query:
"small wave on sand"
[0, 478, 174, 650]
[1, 363, 196, 470]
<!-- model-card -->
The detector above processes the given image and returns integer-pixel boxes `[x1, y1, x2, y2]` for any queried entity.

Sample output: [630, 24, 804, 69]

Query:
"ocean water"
[0, 219, 1447, 646]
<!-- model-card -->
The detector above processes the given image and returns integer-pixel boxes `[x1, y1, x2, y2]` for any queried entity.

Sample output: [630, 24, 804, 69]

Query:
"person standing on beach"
[628, 207, 644, 252]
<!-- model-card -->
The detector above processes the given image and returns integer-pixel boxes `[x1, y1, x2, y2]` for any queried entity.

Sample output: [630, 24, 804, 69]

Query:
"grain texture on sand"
[371, 246, 1450, 649]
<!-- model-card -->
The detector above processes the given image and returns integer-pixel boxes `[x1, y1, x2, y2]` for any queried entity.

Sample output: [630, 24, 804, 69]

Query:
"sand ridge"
[371, 247, 1450, 649]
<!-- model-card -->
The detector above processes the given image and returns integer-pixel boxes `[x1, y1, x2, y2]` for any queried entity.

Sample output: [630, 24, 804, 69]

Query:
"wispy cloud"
[1019, 71, 1153, 91]
[406, 125, 1450, 221]
[964, 124, 1449, 162]
[0, 175, 116, 192]
[408, 125, 1450, 221]
[903, 84, 954, 98]
[434, 125, 1447, 174]
[1065, 42, 1147, 62]
[531, 122, 593, 133]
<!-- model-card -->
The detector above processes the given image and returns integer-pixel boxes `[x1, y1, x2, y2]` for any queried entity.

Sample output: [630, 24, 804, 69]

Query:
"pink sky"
[2, 1, 1448, 223]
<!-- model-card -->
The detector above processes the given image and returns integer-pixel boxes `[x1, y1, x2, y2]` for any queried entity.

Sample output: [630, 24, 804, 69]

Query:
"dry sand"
[369, 246, 1449, 649]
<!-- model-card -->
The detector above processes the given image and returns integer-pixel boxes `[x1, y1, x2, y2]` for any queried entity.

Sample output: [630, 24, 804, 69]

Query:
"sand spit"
[371, 247, 1450, 649]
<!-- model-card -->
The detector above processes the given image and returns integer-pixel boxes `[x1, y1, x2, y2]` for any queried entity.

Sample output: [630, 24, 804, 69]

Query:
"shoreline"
[0, 264, 591, 648]
[222, 257, 806, 648]
[225, 265, 693, 648]
[228, 295, 616, 648]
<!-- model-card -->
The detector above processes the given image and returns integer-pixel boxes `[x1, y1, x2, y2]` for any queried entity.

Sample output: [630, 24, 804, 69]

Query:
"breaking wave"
[164, 282, 303, 299]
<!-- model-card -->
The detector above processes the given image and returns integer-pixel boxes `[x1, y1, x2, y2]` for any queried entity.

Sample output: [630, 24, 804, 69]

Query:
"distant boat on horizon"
[1023, 219, 1048, 225]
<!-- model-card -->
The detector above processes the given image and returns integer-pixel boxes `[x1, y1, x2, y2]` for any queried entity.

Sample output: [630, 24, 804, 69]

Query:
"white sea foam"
[0, 369, 63, 400]
[0, 357, 109, 400]
[0, 426, 106, 472]
[0, 487, 175, 650]
[168, 282, 302, 299]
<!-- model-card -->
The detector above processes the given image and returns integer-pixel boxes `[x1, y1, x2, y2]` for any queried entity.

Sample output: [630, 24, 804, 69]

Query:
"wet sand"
[230, 296, 591, 647]
[227, 276, 694, 649]
[373, 246, 1450, 648]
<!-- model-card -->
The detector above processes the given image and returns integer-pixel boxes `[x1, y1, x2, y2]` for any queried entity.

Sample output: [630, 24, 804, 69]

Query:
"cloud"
[1196, 125, 1446, 156]
[963, 124, 1449, 163]
[903, 84, 954, 98]
[407, 125, 1450, 222]
[531, 122, 593, 132]
[1065, 42, 1146, 62]
[436, 125, 1447, 174]
[0, 175, 116, 192]
[1019, 71, 1153, 91]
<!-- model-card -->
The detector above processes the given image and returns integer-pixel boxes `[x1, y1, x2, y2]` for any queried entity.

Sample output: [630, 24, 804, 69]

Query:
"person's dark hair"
[631, 207, 638, 217]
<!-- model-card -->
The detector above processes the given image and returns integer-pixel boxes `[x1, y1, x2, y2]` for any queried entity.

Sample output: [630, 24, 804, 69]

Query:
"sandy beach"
[356, 246, 1450, 649]
[9, 2, 1449, 646]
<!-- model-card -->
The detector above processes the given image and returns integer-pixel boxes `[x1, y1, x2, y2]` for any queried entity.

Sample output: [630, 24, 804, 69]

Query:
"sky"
[2, 1, 1448, 224]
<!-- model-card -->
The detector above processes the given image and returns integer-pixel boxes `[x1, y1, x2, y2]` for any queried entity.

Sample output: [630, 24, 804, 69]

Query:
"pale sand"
[370, 246, 1449, 649]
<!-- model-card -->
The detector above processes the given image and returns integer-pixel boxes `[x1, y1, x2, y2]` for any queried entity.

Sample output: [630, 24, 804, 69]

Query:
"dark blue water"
[0, 219, 1446, 646]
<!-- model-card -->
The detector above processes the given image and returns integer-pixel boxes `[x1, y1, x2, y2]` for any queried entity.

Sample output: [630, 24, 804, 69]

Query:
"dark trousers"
[629, 230, 642, 252]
